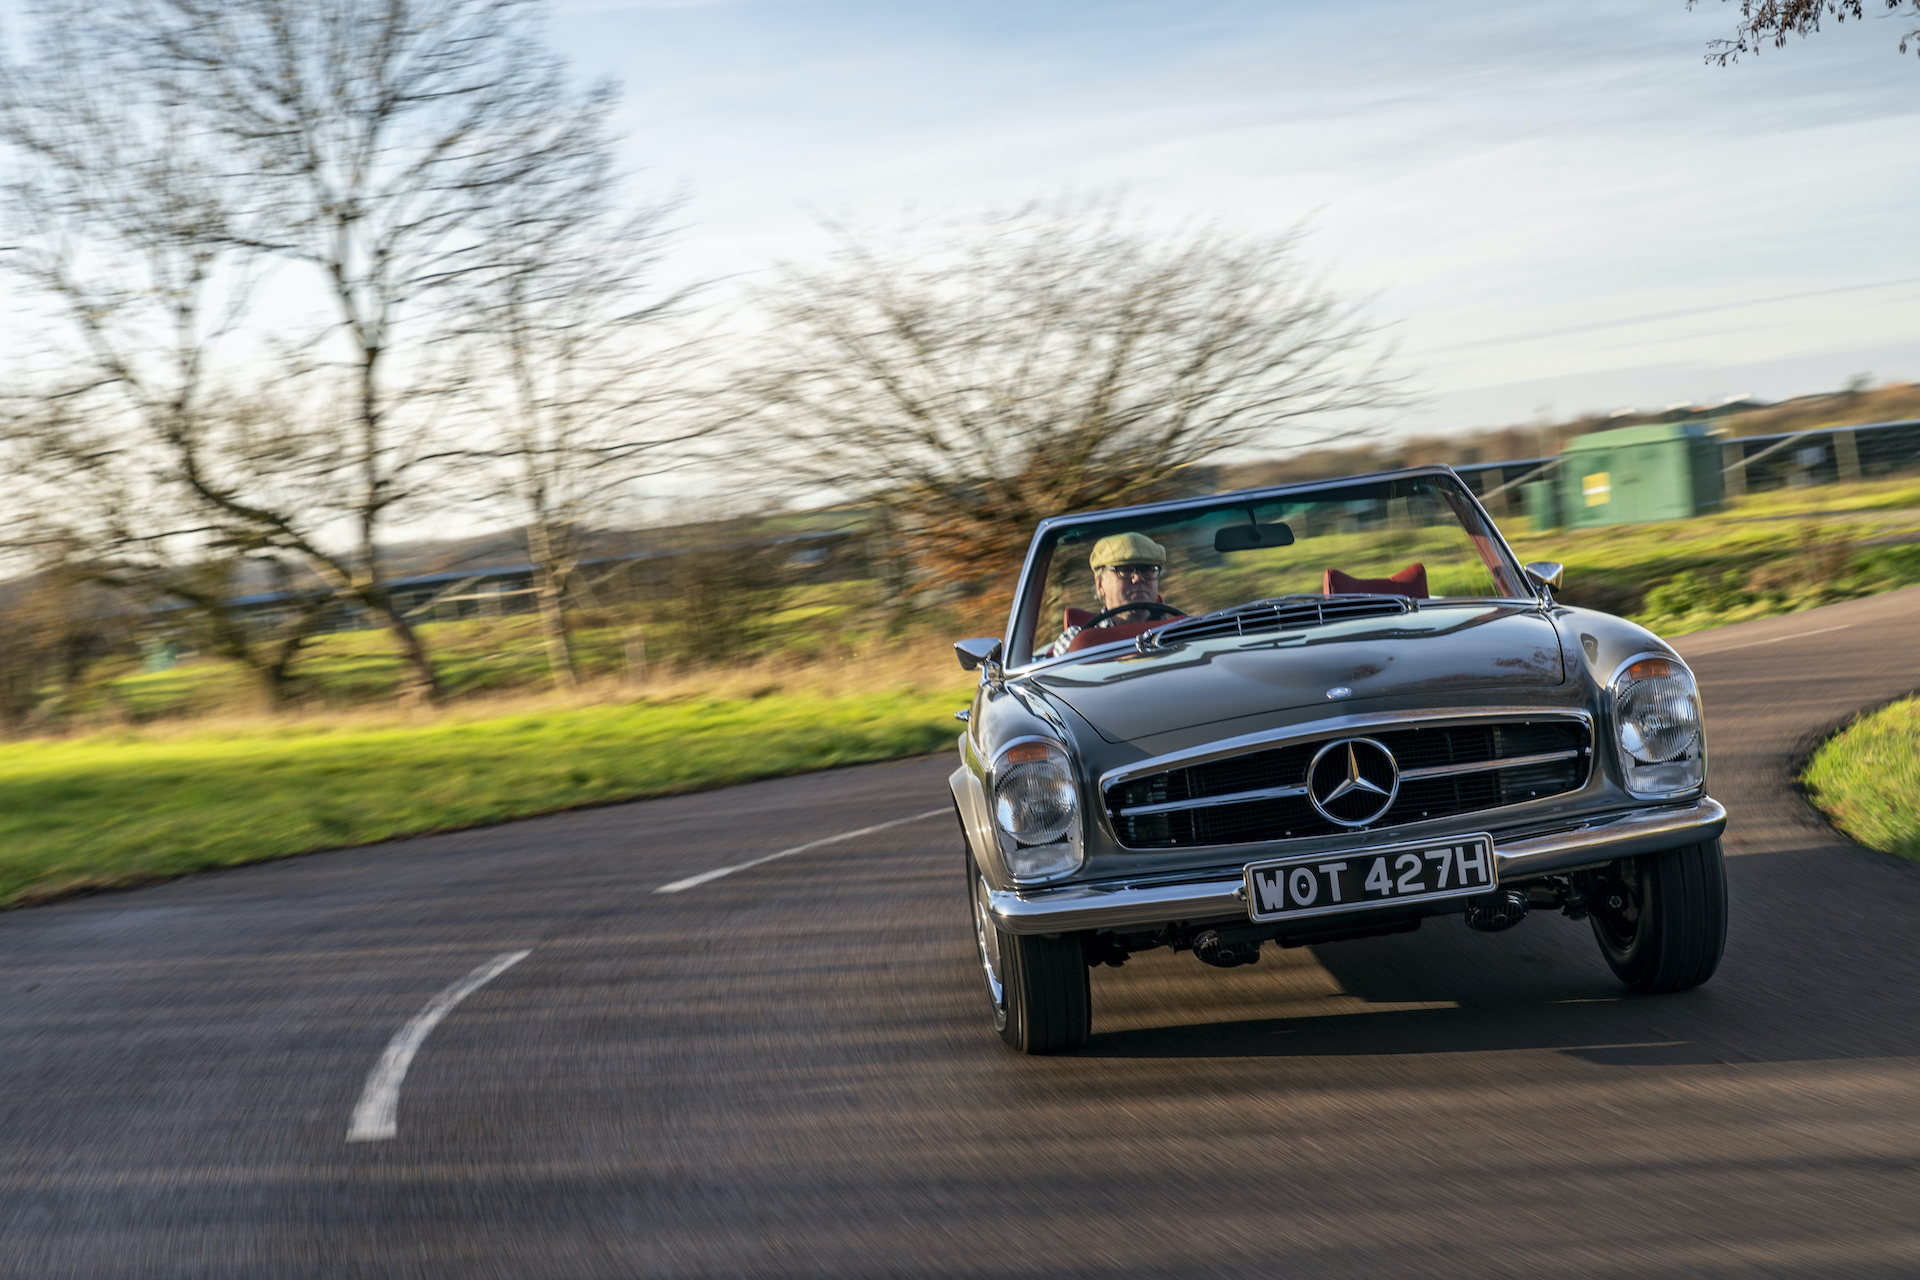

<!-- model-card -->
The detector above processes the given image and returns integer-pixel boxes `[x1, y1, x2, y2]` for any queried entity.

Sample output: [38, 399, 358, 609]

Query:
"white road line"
[346, 949, 531, 1143]
[654, 807, 949, 894]
[1682, 622, 1852, 655]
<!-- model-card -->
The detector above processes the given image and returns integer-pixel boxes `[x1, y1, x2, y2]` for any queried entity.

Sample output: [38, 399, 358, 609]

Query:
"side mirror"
[955, 637, 1006, 693]
[955, 636, 1003, 670]
[1523, 561, 1565, 594]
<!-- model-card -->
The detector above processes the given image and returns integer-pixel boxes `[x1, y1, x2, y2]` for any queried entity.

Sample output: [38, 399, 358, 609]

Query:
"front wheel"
[1588, 839, 1728, 994]
[968, 850, 1090, 1053]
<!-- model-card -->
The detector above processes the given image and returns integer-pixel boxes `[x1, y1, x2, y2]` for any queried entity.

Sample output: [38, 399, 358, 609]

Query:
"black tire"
[967, 849, 1090, 1054]
[1589, 839, 1728, 994]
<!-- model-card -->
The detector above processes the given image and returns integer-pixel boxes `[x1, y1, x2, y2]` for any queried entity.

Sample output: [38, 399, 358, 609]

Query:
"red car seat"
[1323, 563, 1428, 598]
[1061, 606, 1178, 654]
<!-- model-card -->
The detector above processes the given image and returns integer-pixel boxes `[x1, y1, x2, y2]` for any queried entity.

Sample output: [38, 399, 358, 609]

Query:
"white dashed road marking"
[347, 949, 531, 1143]
[654, 808, 949, 894]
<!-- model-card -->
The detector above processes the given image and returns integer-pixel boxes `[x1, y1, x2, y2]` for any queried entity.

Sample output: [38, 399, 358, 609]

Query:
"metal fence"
[1713, 418, 1920, 497]
[1451, 417, 1920, 517]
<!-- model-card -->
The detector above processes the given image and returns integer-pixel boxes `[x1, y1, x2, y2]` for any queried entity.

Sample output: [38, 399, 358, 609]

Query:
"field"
[53, 473, 1920, 724]
[2, 472, 1916, 910]
[1803, 696, 1920, 864]
[100, 577, 947, 721]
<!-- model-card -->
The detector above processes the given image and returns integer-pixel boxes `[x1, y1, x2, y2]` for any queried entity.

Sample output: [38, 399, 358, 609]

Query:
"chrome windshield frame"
[1001, 465, 1538, 668]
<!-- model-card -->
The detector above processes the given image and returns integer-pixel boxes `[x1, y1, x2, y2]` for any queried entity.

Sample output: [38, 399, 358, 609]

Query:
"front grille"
[1140, 595, 1414, 649]
[1106, 719, 1590, 848]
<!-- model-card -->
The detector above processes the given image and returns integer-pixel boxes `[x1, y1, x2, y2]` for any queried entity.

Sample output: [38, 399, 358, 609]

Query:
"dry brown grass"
[33, 630, 971, 748]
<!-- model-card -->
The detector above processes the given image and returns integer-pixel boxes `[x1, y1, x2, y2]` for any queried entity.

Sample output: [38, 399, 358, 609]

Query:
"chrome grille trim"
[1098, 708, 1594, 795]
[1398, 748, 1582, 781]
[1116, 783, 1309, 818]
[1102, 713, 1594, 850]
[1112, 748, 1582, 821]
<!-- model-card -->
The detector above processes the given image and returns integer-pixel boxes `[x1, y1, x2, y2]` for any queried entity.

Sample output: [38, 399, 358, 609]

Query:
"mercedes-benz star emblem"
[1306, 737, 1400, 827]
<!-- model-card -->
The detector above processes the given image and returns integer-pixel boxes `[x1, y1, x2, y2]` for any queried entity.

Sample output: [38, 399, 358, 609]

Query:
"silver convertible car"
[950, 466, 1727, 1053]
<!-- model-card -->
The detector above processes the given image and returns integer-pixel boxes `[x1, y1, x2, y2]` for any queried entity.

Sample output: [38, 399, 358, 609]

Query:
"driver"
[1046, 532, 1177, 657]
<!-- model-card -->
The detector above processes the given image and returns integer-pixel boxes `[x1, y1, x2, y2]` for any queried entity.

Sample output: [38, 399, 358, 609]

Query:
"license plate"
[1242, 834, 1497, 923]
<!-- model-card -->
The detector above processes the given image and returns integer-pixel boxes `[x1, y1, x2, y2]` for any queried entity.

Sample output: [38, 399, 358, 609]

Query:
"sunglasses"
[1101, 563, 1162, 578]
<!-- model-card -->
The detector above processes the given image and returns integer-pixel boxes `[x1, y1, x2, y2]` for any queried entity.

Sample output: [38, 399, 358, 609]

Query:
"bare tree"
[732, 204, 1404, 604]
[1690, 0, 1920, 61]
[0, 563, 142, 731]
[0, 17, 341, 708]
[2, 0, 639, 705]
[142, 0, 636, 703]
[448, 140, 708, 690]
[5, 392, 339, 709]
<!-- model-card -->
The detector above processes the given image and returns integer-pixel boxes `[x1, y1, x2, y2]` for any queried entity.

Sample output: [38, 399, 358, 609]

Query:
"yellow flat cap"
[1089, 532, 1167, 570]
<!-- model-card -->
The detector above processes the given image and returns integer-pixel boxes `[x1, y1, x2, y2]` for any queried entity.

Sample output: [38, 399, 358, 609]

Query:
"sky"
[546, 0, 1920, 438]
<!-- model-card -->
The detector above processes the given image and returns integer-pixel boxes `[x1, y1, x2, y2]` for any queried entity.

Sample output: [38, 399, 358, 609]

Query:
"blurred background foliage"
[0, 1, 1918, 905]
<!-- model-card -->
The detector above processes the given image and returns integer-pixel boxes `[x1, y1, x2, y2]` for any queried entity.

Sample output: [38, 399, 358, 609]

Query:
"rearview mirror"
[1214, 521, 1295, 553]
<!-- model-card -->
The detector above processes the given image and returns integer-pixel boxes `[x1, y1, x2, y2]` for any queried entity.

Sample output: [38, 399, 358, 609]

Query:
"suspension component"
[1464, 888, 1531, 932]
[1192, 929, 1263, 968]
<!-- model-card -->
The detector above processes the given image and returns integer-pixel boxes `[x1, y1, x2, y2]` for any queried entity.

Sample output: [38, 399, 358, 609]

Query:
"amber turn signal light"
[1002, 743, 1053, 764]
[1625, 657, 1676, 680]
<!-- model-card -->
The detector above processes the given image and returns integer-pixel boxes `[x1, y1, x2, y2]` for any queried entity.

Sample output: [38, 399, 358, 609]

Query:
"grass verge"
[1802, 696, 1920, 863]
[0, 689, 963, 910]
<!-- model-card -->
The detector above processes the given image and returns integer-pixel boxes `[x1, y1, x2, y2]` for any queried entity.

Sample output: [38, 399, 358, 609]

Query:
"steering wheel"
[1077, 601, 1187, 631]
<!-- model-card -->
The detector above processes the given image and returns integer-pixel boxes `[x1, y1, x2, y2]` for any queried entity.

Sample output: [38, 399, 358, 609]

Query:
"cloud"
[554, 0, 1920, 430]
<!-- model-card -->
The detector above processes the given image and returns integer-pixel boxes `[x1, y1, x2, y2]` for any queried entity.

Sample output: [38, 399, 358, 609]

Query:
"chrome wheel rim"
[972, 873, 1008, 1026]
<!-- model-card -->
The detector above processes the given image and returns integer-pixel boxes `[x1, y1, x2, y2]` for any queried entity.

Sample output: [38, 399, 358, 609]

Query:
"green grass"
[1803, 696, 1920, 863]
[1502, 475, 1920, 635]
[0, 690, 962, 909]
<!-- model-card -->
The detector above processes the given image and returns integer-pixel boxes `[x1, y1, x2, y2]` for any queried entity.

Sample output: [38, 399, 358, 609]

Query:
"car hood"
[1031, 603, 1565, 745]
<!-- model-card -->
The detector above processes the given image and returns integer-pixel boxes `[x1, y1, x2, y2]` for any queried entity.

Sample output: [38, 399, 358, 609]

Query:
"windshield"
[1009, 473, 1528, 665]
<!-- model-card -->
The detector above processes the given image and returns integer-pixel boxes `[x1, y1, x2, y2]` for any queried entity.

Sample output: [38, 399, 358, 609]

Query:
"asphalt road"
[5, 589, 1920, 1278]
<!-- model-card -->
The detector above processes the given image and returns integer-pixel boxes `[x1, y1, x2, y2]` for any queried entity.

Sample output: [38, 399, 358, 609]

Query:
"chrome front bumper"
[984, 796, 1728, 936]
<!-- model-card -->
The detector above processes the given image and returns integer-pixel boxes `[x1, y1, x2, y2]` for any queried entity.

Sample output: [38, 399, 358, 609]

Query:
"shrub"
[1644, 569, 1750, 618]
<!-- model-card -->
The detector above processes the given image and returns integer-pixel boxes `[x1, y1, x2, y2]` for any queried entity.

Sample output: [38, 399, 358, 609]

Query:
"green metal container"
[1522, 478, 1563, 531]
[1558, 421, 1723, 528]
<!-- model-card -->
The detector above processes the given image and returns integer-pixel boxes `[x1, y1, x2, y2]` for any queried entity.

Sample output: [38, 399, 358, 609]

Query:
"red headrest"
[1323, 563, 1428, 598]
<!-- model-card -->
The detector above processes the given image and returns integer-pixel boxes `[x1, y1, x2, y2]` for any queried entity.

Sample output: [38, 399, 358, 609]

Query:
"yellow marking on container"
[1582, 472, 1612, 506]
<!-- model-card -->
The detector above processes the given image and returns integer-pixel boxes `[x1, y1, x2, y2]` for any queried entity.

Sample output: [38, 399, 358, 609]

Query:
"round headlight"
[992, 743, 1078, 846]
[1615, 657, 1701, 764]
